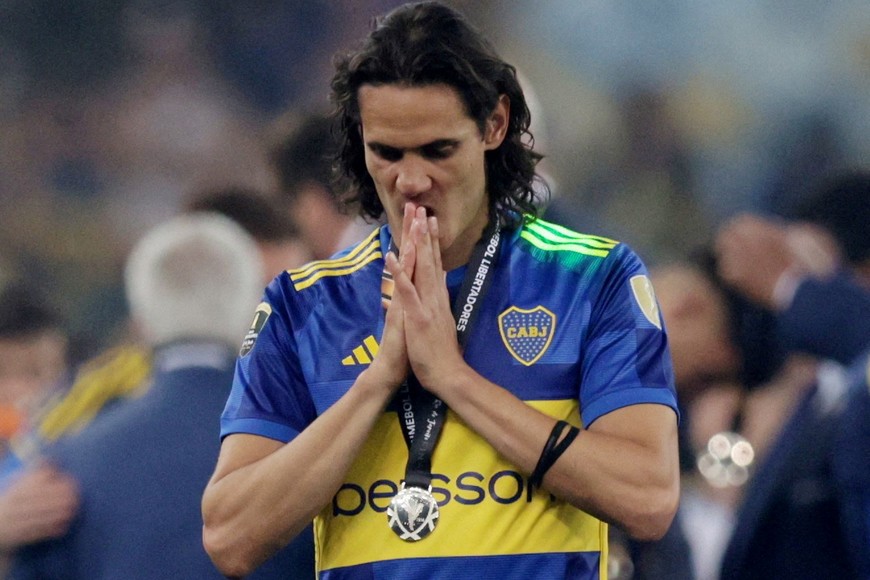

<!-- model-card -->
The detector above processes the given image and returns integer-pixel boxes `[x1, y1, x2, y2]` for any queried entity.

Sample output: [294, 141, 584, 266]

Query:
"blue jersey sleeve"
[578, 244, 678, 426]
[220, 276, 317, 443]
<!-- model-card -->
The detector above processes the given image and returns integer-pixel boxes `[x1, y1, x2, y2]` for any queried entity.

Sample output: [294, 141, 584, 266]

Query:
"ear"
[483, 95, 510, 150]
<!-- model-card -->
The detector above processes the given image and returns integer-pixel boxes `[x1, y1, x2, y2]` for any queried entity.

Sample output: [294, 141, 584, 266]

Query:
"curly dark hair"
[329, 1, 547, 227]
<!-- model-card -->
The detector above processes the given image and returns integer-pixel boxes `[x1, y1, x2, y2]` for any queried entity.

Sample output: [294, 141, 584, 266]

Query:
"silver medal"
[387, 483, 439, 541]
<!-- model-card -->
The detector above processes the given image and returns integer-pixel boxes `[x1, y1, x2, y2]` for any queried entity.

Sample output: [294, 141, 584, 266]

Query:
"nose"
[394, 156, 432, 199]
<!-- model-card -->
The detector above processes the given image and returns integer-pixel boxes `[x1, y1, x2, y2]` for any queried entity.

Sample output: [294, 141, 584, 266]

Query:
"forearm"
[433, 366, 679, 540]
[544, 408, 680, 539]
[202, 369, 394, 577]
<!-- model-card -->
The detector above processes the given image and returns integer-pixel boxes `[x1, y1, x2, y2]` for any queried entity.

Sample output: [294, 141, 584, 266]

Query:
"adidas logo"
[341, 336, 380, 365]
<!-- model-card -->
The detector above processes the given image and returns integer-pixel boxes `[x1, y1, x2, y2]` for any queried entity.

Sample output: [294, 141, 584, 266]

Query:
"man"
[715, 171, 870, 363]
[10, 214, 309, 578]
[0, 283, 78, 575]
[0, 283, 70, 434]
[651, 256, 802, 580]
[203, 3, 679, 579]
[713, 171, 870, 579]
[33, 186, 313, 447]
[185, 186, 314, 283]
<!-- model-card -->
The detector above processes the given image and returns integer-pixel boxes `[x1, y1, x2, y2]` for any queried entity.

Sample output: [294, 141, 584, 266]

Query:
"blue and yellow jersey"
[36, 344, 152, 443]
[0, 344, 152, 490]
[221, 219, 677, 579]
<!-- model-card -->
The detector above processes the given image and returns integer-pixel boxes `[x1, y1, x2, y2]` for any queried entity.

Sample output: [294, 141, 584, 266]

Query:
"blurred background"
[0, 0, 868, 362]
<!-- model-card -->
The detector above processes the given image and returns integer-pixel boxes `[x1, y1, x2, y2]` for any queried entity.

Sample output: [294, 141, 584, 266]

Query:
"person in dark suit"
[9, 213, 314, 579]
[713, 170, 870, 579]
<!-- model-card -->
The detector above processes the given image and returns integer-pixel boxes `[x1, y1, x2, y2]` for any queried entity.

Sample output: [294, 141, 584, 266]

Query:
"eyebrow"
[366, 138, 460, 155]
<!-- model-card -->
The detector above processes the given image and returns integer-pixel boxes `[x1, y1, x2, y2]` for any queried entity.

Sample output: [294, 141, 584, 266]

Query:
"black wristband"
[530, 420, 580, 488]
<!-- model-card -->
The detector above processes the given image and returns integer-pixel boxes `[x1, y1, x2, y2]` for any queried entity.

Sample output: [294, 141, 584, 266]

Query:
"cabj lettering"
[506, 326, 549, 339]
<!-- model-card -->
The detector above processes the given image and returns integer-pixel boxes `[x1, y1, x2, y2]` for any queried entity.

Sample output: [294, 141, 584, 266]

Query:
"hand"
[390, 206, 467, 393]
[0, 462, 79, 550]
[714, 214, 795, 310]
[366, 204, 417, 392]
[784, 222, 841, 278]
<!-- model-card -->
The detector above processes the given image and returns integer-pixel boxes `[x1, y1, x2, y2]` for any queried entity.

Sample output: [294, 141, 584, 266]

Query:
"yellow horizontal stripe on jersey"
[289, 228, 380, 281]
[292, 250, 383, 291]
[291, 231, 382, 291]
[315, 399, 605, 571]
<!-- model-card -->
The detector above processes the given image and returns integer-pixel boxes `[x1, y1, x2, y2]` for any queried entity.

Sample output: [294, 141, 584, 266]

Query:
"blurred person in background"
[9, 213, 312, 579]
[716, 170, 870, 355]
[3, 188, 317, 577]
[184, 185, 313, 282]
[271, 112, 373, 259]
[652, 242, 862, 579]
[31, 185, 314, 450]
[0, 282, 79, 576]
[0, 282, 71, 456]
[651, 258, 793, 580]
[713, 169, 870, 579]
[645, 259, 748, 580]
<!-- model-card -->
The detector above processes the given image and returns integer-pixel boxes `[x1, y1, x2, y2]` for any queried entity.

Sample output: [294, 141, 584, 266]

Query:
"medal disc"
[387, 484, 439, 541]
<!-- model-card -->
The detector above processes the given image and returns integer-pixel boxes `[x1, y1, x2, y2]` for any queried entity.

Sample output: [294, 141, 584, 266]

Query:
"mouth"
[404, 202, 435, 218]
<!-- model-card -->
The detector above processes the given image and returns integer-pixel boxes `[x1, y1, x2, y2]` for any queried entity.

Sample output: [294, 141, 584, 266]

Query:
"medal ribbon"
[383, 220, 502, 490]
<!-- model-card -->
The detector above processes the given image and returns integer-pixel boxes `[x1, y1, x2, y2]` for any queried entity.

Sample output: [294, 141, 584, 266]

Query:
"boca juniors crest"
[498, 306, 556, 366]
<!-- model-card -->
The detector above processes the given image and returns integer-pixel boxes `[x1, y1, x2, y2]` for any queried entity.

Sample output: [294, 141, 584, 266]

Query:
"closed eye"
[420, 141, 458, 160]
[369, 143, 403, 162]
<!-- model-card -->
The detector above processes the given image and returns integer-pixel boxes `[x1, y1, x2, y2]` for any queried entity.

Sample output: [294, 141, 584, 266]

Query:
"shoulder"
[263, 227, 384, 324]
[513, 216, 643, 278]
[285, 226, 384, 291]
[513, 217, 660, 325]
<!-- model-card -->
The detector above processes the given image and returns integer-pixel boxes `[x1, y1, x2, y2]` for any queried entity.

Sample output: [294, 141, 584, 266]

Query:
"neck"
[442, 228, 489, 271]
[443, 209, 493, 271]
[441, 245, 473, 272]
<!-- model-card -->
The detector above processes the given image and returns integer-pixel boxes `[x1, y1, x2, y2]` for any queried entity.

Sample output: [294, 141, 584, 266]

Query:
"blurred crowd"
[0, 1, 867, 578]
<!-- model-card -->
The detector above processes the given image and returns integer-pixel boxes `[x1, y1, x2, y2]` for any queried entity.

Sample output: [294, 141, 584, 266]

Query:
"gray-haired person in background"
[10, 213, 311, 578]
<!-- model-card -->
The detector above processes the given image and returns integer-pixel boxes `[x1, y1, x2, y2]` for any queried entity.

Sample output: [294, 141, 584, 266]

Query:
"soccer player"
[202, 3, 679, 578]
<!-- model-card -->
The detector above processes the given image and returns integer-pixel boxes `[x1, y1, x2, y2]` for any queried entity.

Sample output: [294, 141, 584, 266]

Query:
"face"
[651, 265, 741, 402]
[0, 331, 68, 411]
[290, 184, 348, 260]
[358, 83, 508, 270]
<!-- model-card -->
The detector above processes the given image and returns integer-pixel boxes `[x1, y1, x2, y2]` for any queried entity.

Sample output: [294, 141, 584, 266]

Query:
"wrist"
[420, 361, 475, 402]
[355, 365, 404, 402]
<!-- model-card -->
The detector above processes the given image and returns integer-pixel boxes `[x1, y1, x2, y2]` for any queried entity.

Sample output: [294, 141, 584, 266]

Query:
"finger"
[389, 241, 423, 312]
[399, 202, 417, 274]
[402, 202, 416, 243]
[411, 210, 441, 294]
[401, 218, 420, 278]
[427, 216, 452, 311]
[429, 216, 443, 274]
[385, 252, 406, 309]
